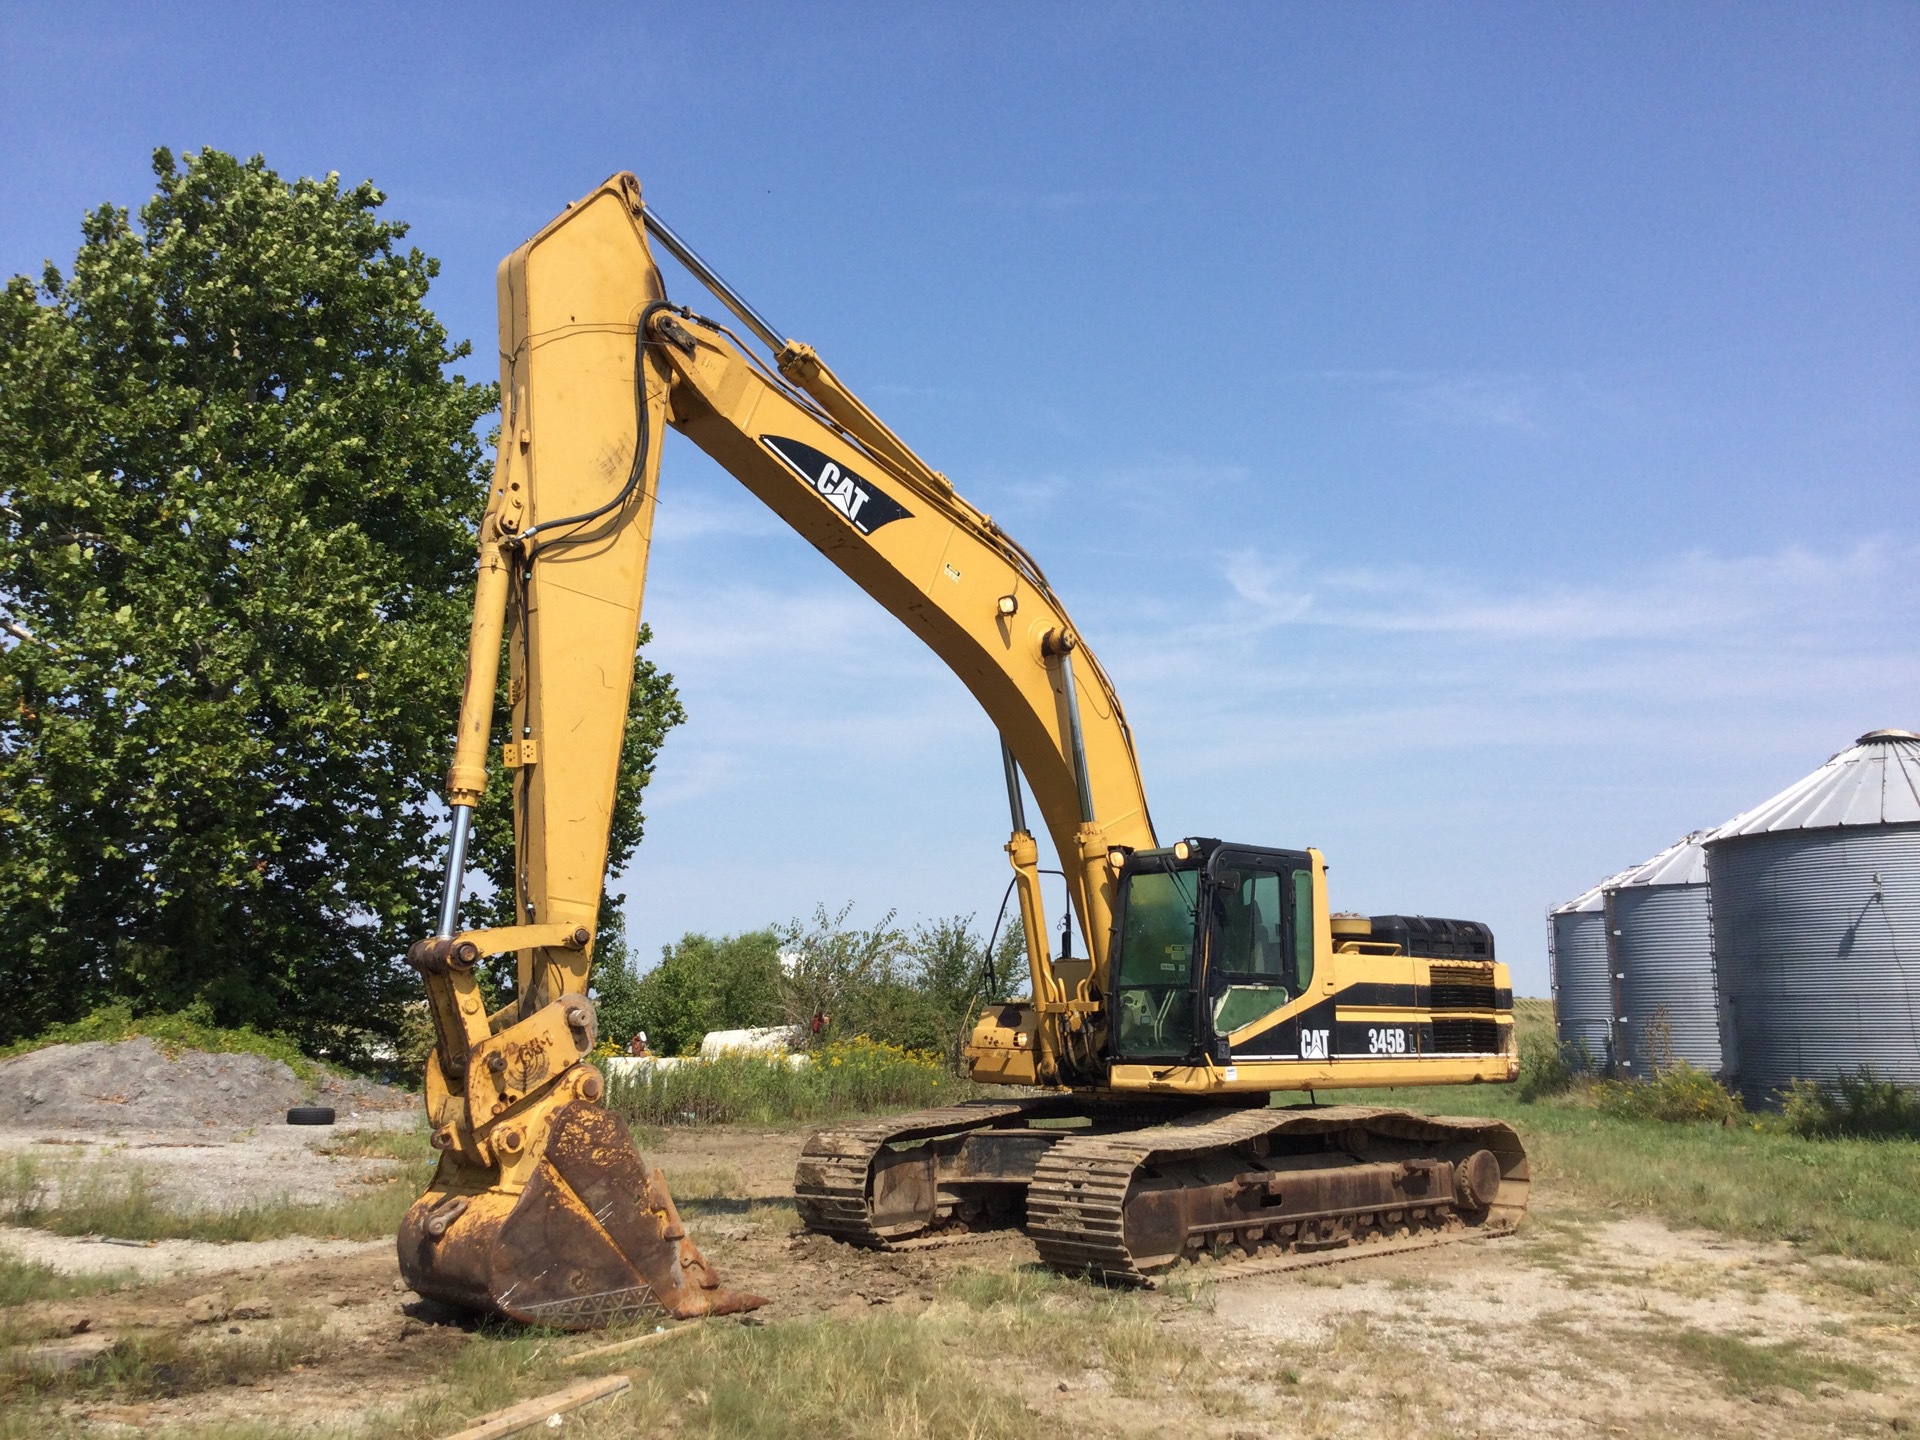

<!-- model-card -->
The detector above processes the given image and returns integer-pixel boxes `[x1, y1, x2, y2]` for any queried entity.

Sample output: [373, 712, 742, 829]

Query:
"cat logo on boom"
[760, 436, 913, 536]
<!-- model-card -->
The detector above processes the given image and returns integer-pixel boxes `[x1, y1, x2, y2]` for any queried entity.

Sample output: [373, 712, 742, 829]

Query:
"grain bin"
[1548, 875, 1627, 1071]
[1706, 729, 1920, 1107]
[1605, 833, 1723, 1077]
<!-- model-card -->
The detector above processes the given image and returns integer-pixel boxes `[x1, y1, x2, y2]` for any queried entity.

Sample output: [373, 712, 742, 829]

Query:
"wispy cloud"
[648, 493, 785, 544]
[1215, 541, 1905, 643]
[1307, 367, 1638, 437]
[1109, 538, 1920, 762]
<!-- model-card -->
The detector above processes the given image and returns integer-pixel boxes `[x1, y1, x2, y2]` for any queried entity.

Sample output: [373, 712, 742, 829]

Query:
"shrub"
[1518, 1030, 1586, 1100]
[1594, 1061, 1744, 1125]
[1782, 1069, 1920, 1140]
[603, 1037, 965, 1126]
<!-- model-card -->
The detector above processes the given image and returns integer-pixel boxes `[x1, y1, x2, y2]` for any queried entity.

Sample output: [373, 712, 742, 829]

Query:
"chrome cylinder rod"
[642, 207, 787, 354]
[1058, 653, 1096, 824]
[1001, 739, 1029, 835]
[435, 805, 475, 940]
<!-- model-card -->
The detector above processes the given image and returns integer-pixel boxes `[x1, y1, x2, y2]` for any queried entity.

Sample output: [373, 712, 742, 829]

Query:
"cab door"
[1203, 850, 1315, 1056]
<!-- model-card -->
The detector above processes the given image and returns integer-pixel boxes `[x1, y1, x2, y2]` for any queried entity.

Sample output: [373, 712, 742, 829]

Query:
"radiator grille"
[1429, 1018, 1501, 1054]
[1429, 963, 1497, 1011]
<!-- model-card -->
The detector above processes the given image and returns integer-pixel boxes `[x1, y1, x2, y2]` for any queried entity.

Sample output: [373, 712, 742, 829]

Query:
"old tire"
[287, 1105, 337, 1126]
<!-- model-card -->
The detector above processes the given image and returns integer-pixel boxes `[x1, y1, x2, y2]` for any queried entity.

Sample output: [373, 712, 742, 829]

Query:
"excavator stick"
[398, 1098, 764, 1330]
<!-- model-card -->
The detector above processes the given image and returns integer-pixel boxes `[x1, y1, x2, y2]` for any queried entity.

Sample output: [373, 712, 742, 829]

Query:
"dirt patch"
[0, 1039, 413, 1131]
[0, 1227, 386, 1281]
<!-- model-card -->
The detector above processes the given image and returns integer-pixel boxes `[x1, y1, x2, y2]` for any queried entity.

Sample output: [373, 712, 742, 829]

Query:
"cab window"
[1211, 865, 1314, 1038]
[1113, 868, 1198, 1058]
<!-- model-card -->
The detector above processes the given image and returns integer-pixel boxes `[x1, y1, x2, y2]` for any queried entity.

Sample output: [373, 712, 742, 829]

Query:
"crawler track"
[1025, 1104, 1528, 1284]
[792, 1098, 1063, 1247]
[793, 1100, 1529, 1281]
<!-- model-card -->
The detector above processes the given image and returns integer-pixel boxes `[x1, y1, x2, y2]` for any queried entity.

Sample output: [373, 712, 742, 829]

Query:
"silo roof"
[1550, 868, 1637, 915]
[1709, 729, 1920, 840]
[1610, 832, 1710, 889]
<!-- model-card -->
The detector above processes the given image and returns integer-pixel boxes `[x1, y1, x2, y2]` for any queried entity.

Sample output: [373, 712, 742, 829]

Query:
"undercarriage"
[795, 1098, 1529, 1283]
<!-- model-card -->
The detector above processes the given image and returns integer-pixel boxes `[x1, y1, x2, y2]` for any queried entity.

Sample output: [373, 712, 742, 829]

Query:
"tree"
[0, 148, 518, 1056]
[627, 930, 784, 1056]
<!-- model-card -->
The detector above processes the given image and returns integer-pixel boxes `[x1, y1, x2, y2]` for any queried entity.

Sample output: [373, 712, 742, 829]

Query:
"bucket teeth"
[399, 1100, 765, 1329]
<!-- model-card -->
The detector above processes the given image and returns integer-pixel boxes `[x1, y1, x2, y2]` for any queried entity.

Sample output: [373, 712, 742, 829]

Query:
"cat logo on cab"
[1299, 1028, 1330, 1061]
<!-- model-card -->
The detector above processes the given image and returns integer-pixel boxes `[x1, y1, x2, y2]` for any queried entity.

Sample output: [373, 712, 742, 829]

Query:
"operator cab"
[1109, 838, 1315, 1063]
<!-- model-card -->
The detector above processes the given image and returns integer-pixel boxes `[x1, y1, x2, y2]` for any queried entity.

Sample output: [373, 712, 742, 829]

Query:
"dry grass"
[0, 1146, 432, 1243]
[0, 1320, 345, 1410]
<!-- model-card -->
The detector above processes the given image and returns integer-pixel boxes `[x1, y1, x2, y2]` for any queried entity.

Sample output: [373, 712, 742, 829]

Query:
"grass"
[1657, 1325, 1878, 1398]
[0, 1252, 135, 1309]
[0, 1141, 433, 1243]
[552, 1265, 1231, 1440]
[1339, 1078, 1920, 1266]
[604, 1037, 980, 1126]
[339, 1263, 1235, 1440]
[0, 1002, 317, 1083]
[0, 1320, 344, 1410]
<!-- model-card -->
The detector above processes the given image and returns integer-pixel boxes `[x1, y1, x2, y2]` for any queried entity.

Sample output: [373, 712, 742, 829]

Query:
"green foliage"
[624, 929, 785, 1057]
[612, 908, 1024, 1062]
[775, 905, 1023, 1057]
[0, 147, 495, 1058]
[1517, 1028, 1584, 1101]
[1593, 1061, 1745, 1125]
[1782, 1069, 1920, 1140]
[604, 1037, 967, 1126]
[0, 999, 314, 1080]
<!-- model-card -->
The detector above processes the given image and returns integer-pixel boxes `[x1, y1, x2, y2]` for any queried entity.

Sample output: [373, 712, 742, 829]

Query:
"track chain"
[793, 1098, 1064, 1248]
[1026, 1103, 1529, 1284]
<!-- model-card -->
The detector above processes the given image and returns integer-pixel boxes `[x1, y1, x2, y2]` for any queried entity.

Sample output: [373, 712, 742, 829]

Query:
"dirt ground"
[4, 1122, 1917, 1438]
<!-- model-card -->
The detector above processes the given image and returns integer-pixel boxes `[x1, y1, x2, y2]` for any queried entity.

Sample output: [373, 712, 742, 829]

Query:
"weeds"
[1659, 1326, 1877, 1397]
[605, 1037, 975, 1126]
[1518, 1030, 1586, 1100]
[1593, 1062, 1745, 1125]
[1783, 1069, 1920, 1140]
[0, 1150, 430, 1242]
[0, 1253, 133, 1308]
[0, 1322, 341, 1406]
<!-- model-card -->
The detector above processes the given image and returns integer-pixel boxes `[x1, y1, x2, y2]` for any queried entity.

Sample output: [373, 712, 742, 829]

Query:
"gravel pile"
[0, 1037, 413, 1130]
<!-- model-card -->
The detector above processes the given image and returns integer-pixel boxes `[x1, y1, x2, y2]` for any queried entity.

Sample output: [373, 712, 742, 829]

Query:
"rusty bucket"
[398, 1101, 765, 1329]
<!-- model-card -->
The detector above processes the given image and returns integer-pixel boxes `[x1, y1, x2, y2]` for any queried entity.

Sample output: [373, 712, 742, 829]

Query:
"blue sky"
[4, 3, 1915, 994]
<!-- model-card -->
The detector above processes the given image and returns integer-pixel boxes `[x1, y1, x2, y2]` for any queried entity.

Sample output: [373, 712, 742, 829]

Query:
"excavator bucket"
[398, 1101, 765, 1330]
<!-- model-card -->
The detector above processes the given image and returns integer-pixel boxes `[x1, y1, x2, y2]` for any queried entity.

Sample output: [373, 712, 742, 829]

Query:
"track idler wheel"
[398, 1100, 765, 1330]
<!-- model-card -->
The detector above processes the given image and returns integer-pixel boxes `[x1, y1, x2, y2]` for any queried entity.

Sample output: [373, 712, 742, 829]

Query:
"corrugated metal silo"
[1605, 834, 1723, 1077]
[1548, 877, 1624, 1071]
[1706, 729, 1920, 1107]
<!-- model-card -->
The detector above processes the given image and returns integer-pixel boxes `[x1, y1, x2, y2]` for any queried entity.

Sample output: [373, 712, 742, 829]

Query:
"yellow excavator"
[397, 173, 1528, 1328]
